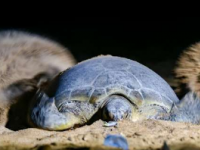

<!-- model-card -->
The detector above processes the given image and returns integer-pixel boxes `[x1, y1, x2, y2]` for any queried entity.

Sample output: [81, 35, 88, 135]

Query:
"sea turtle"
[27, 55, 200, 131]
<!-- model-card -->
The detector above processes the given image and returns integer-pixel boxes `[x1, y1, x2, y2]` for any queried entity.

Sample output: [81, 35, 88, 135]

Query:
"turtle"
[27, 55, 200, 131]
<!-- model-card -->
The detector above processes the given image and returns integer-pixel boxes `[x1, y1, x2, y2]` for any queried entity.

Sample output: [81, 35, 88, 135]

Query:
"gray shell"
[45, 56, 179, 111]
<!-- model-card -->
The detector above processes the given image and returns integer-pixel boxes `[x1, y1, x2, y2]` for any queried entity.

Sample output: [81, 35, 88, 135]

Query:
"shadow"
[86, 107, 107, 126]
[5, 89, 37, 131]
[5, 73, 54, 131]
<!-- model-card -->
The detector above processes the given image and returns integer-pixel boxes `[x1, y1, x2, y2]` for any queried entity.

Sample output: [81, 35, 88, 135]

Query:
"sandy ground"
[1, 119, 200, 150]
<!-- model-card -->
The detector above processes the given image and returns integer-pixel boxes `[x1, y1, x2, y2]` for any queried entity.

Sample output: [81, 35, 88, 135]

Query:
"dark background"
[1, 18, 200, 78]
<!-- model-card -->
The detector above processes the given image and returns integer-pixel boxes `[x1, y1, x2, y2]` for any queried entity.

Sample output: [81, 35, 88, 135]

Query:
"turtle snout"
[115, 110, 125, 121]
[102, 95, 133, 121]
[109, 110, 127, 121]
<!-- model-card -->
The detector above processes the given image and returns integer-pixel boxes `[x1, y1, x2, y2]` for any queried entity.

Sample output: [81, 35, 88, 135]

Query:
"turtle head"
[102, 95, 133, 121]
[28, 90, 85, 130]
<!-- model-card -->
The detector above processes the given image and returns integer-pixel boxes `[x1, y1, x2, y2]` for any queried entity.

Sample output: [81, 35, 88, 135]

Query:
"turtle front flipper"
[28, 90, 84, 131]
[168, 92, 200, 124]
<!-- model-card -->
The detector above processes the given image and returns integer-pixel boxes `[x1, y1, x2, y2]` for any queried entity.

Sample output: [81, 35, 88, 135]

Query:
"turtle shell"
[44, 55, 179, 112]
